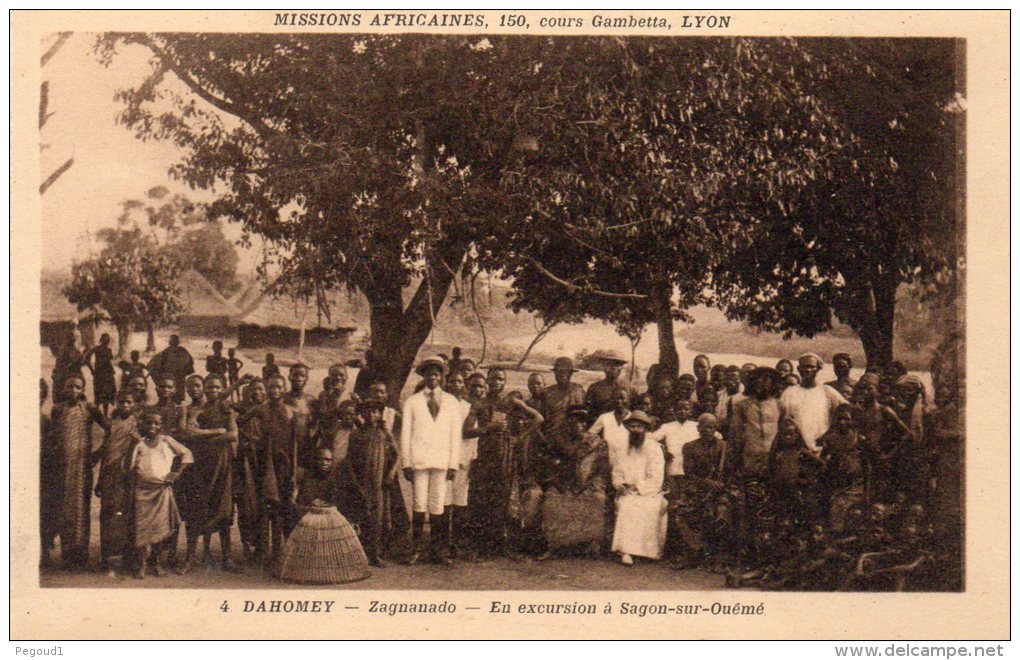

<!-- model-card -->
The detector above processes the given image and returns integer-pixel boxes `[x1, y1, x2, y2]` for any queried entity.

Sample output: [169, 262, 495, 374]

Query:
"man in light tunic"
[778, 353, 848, 452]
[610, 411, 667, 566]
[588, 386, 631, 468]
[400, 356, 462, 564]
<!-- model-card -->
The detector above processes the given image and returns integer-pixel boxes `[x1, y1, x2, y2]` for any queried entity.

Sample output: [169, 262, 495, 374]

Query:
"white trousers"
[412, 469, 448, 515]
[443, 464, 471, 507]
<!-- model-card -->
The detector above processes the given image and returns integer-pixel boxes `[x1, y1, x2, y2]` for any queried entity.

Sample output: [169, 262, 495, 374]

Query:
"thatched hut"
[177, 270, 241, 336]
[40, 272, 80, 355]
[233, 288, 358, 350]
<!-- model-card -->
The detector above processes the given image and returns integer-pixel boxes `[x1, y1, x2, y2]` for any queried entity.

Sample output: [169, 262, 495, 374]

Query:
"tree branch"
[521, 254, 648, 300]
[41, 32, 72, 67]
[40, 157, 74, 194]
[137, 36, 279, 141]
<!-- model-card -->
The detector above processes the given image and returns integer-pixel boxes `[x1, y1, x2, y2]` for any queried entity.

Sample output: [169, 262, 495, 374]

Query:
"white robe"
[779, 384, 848, 451]
[611, 439, 667, 559]
[589, 411, 629, 468]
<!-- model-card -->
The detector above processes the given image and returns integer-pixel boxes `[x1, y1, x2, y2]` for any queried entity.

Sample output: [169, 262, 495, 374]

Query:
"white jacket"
[400, 388, 462, 471]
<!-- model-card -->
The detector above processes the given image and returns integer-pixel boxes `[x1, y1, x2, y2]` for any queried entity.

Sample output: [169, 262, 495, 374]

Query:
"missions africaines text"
[272, 13, 690, 30]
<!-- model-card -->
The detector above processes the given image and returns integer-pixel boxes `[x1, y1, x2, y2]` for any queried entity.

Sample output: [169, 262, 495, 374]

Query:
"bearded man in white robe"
[610, 411, 667, 566]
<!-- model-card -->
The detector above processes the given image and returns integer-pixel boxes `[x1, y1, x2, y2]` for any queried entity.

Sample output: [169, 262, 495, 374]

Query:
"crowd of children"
[40, 338, 953, 591]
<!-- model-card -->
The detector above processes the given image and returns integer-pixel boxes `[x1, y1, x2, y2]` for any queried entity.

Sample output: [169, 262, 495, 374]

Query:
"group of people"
[40, 332, 943, 590]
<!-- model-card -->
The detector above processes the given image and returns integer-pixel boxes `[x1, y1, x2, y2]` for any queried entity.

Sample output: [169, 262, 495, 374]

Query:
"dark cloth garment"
[40, 411, 60, 551]
[468, 406, 516, 552]
[250, 401, 298, 505]
[97, 416, 138, 558]
[91, 345, 117, 405]
[584, 379, 635, 420]
[52, 401, 101, 563]
[233, 409, 262, 548]
[342, 425, 407, 559]
[206, 354, 228, 376]
[672, 437, 734, 561]
[296, 469, 342, 508]
[147, 346, 194, 404]
[768, 447, 825, 523]
[541, 382, 585, 430]
[179, 403, 235, 536]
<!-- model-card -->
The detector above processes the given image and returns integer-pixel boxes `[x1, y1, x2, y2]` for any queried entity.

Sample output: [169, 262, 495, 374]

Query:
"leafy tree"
[95, 33, 557, 399]
[64, 250, 182, 356]
[487, 38, 847, 377]
[709, 38, 962, 368]
[114, 186, 241, 296]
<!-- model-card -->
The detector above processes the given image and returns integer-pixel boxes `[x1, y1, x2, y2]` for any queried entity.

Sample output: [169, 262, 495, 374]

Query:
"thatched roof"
[234, 286, 357, 331]
[229, 277, 263, 313]
[178, 270, 239, 318]
[40, 272, 78, 323]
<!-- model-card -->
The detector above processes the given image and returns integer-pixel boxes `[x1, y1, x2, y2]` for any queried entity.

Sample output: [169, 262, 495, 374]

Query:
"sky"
[39, 32, 259, 274]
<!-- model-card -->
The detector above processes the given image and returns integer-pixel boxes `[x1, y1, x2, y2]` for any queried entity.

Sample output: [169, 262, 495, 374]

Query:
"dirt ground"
[40, 554, 725, 592]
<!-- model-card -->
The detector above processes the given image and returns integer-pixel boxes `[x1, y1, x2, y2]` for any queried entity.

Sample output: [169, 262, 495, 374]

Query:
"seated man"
[536, 405, 609, 560]
[610, 411, 668, 566]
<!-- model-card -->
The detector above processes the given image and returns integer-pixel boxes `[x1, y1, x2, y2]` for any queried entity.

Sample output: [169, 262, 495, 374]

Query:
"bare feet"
[222, 559, 242, 574]
[175, 558, 195, 575]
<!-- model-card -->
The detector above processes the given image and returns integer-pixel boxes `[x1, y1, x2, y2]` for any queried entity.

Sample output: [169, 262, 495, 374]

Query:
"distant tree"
[64, 251, 182, 356]
[115, 186, 241, 296]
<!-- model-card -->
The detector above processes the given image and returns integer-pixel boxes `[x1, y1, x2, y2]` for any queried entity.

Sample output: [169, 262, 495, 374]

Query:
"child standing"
[95, 390, 140, 575]
[344, 400, 406, 566]
[131, 410, 193, 578]
[206, 340, 228, 378]
[226, 348, 244, 401]
[261, 353, 280, 381]
[818, 404, 866, 533]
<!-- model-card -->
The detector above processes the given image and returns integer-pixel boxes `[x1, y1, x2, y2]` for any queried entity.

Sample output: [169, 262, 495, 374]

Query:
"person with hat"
[542, 357, 586, 430]
[536, 404, 609, 560]
[826, 353, 857, 400]
[584, 350, 634, 420]
[610, 411, 667, 566]
[399, 356, 461, 565]
[778, 353, 848, 452]
[344, 398, 407, 567]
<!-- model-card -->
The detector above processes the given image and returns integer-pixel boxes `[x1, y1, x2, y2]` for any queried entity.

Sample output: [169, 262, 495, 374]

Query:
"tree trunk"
[652, 281, 679, 378]
[516, 320, 558, 369]
[353, 239, 468, 406]
[146, 323, 156, 354]
[115, 320, 132, 358]
[855, 276, 896, 369]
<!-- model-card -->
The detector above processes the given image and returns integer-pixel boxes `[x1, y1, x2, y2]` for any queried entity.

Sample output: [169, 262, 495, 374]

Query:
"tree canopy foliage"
[96, 33, 960, 384]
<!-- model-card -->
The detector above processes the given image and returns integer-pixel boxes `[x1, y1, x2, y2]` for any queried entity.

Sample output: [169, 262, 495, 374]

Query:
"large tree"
[709, 38, 963, 368]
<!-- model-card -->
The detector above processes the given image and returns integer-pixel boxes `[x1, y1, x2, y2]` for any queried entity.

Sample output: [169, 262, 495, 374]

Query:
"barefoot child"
[131, 410, 192, 578]
[95, 390, 140, 574]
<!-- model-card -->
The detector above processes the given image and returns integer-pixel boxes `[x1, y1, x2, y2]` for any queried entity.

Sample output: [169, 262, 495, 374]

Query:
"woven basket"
[278, 506, 370, 584]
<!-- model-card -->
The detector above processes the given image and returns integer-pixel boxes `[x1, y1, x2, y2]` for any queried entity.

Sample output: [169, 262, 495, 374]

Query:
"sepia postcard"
[9, 9, 1009, 640]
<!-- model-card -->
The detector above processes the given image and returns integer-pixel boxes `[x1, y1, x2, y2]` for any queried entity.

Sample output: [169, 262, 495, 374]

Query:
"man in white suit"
[401, 356, 461, 564]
